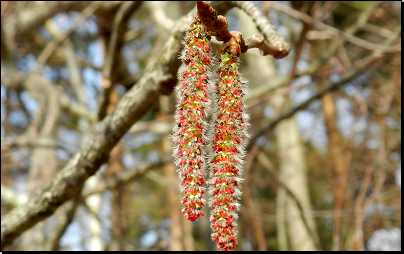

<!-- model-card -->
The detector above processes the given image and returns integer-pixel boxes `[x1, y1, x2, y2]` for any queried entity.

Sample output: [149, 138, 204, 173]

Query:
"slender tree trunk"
[274, 115, 318, 251]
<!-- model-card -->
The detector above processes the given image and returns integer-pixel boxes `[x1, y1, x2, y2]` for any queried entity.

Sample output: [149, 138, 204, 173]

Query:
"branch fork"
[196, 1, 290, 58]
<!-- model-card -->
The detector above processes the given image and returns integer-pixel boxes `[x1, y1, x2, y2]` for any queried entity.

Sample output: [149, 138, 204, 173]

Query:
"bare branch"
[98, 1, 142, 120]
[44, 198, 80, 251]
[270, 2, 401, 53]
[82, 157, 170, 197]
[0, 5, 200, 247]
[231, 1, 291, 58]
[36, 2, 103, 67]
[248, 50, 385, 150]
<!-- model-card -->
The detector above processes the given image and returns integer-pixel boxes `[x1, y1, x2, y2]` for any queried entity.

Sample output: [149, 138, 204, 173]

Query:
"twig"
[145, 2, 175, 31]
[197, 1, 290, 58]
[242, 147, 268, 251]
[331, 138, 353, 251]
[248, 50, 385, 150]
[98, 1, 142, 120]
[353, 164, 373, 251]
[82, 157, 170, 197]
[36, 2, 103, 67]
[270, 2, 400, 53]
[45, 197, 80, 251]
[231, 1, 291, 58]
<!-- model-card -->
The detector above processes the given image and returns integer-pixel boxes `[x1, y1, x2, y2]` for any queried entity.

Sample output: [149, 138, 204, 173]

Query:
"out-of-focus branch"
[98, 1, 142, 120]
[44, 197, 80, 251]
[1, 2, 86, 56]
[1, 184, 28, 208]
[353, 164, 373, 251]
[36, 2, 103, 67]
[242, 147, 267, 250]
[1, 136, 63, 151]
[83, 157, 170, 197]
[1, 64, 97, 123]
[353, 75, 393, 250]
[145, 2, 175, 31]
[129, 115, 173, 135]
[270, 2, 400, 53]
[248, 50, 385, 150]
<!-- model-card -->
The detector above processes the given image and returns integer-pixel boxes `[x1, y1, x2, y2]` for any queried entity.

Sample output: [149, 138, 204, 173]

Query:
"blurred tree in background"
[1, 1, 401, 251]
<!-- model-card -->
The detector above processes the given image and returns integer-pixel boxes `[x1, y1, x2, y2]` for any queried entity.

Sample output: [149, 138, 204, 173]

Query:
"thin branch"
[242, 147, 268, 250]
[36, 2, 103, 67]
[197, 1, 290, 58]
[248, 50, 385, 150]
[0, 64, 97, 123]
[98, 1, 142, 120]
[82, 157, 170, 198]
[231, 1, 291, 58]
[353, 163, 373, 251]
[0, 3, 231, 247]
[145, 2, 175, 31]
[1, 136, 65, 151]
[270, 2, 400, 53]
[44, 197, 80, 251]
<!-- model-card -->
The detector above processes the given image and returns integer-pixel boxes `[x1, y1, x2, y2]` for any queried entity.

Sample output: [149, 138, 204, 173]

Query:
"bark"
[0, 12, 187, 247]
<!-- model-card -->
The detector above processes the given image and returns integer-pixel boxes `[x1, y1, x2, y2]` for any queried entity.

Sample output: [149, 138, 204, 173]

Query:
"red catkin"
[208, 50, 250, 251]
[172, 17, 214, 222]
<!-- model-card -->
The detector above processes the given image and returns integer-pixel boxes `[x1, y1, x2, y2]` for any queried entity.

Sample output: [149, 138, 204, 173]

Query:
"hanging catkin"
[172, 16, 214, 222]
[208, 47, 250, 251]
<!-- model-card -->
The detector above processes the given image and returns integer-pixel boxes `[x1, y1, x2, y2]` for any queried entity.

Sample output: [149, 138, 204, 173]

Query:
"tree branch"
[0, 6, 198, 248]
[98, 1, 142, 120]
[270, 1, 400, 53]
[248, 50, 385, 150]
[231, 1, 291, 58]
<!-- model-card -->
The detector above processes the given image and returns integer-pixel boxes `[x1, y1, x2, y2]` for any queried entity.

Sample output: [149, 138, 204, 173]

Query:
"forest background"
[0, 1, 401, 251]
